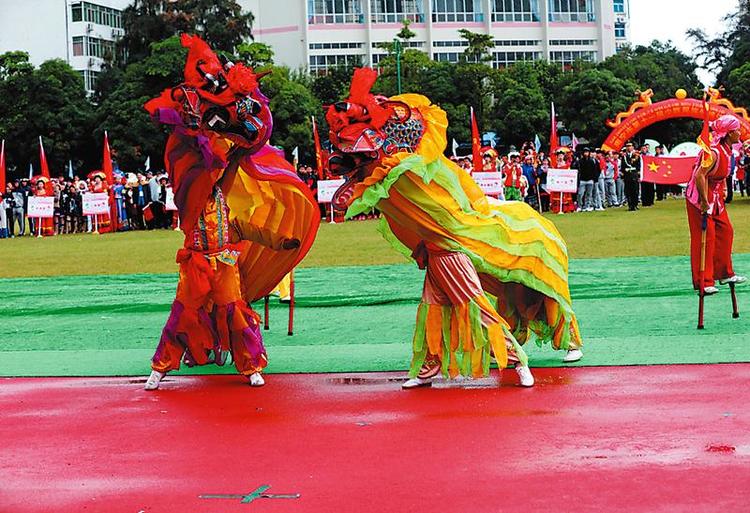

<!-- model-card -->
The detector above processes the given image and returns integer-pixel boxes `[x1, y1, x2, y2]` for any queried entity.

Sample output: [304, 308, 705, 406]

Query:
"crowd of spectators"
[0, 171, 175, 238]
[4, 141, 748, 238]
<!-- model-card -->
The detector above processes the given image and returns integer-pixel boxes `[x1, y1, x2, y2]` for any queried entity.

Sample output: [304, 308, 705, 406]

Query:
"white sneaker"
[563, 349, 583, 363]
[402, 377, 432, 389]
[515, 365, 535, 387]
[701, 286, 719, 295]
[248, 372, 265, 387]
[720, 275, 747, 285]
[144, 370, 165, 390]
[585, 207, 594, 212]
[595, 207, 605, 211]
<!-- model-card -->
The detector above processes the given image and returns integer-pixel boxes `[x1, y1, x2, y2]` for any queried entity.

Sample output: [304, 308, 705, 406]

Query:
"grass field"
[0, 196, 748, 278]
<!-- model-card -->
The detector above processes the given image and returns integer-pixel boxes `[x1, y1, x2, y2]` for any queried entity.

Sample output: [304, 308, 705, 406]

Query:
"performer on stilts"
[686, 114, 746, 296]
[143, 35, 319, 390]
[325, 69, 583, 389]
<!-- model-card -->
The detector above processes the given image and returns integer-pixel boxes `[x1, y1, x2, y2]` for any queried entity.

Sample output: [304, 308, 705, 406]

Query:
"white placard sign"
[316, 179, 345, 203]
[165, 187, 178, 211]
[472, 172, 504, 195]
[27, 196, 55, 218]
[546, 168, 579, 193]
[82, 192, 110, 215]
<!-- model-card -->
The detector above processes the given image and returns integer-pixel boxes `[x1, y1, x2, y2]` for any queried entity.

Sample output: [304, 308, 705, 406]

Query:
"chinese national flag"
[312, 116, 325, 179]
[470, 107, 482, 174]
[641, 155, 695, 184]
[39, 136, 51, 179]
[102, 131, 114, 184]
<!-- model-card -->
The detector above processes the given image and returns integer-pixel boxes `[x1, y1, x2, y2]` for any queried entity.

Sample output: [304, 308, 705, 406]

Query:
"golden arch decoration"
[601, 88, 750, 152]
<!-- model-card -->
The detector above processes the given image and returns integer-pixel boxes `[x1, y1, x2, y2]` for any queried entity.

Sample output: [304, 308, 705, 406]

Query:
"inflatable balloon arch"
[600, 87, 750, 152]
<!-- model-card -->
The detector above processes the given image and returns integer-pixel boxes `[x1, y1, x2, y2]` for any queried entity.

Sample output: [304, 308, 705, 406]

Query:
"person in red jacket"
[685, 114, 746, 295]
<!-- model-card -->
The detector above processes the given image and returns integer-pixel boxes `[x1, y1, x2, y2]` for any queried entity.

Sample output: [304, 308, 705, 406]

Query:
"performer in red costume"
[686, 114, 746, 295]
[143, 35, 319, 390]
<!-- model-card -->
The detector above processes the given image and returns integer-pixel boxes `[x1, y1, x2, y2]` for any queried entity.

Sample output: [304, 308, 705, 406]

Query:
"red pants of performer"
[687, 202, 734, 289]
[151, 249, 267, 376]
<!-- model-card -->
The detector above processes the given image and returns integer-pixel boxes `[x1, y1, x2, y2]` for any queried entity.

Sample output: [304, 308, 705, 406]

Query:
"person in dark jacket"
[576, 148, 600, 212]
[620, 142, 641, 211]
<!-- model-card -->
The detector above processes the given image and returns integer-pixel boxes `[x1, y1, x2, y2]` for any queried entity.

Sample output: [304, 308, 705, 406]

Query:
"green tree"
[261, 67, 322, 162]
[726, 62, 750, 108]
[236, 42, 274, 68]
[490, 76, 548, 148]
[688, 0, 750, 85]
[458, 29, 494, 63]
[96, 36, 188, 170]
[558, 69, 638, 144]
[0, 55, 95, 176]
[119, 0, 254, 65]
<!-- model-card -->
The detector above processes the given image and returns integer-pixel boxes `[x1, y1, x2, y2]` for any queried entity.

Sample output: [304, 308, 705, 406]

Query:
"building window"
[548, 0, 595, 22]
[308, 0, 364, 24]
[494, 39, 541, 46]
[614, 22, 626, 38]
[432, 0, 483, 23]
[550, 49, 596, 68]
[549, 39, 596, 46]
[613, 0, 624, 13]
[71, 3, 83, 22]
[71, 36, 115, 59]
[492, 51, 541, 68]
[70, 2, 123, 28]
[309, 53, 363, 73]
[310, 42, 365, 49]
[434, 51, 462, 62]
[433, 40, 469, 47]
[79, 70, 100, 92]
[370, 0, 424, 23]
[492, 0, 540, 22]
[72, 36, 85, 57]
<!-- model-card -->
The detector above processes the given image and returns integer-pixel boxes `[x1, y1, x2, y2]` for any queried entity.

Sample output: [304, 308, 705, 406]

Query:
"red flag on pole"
[38, 136, 51, 179]
[549, 102, 560, 167]
[102, 131, 114, 185]
[0, 140, 6, 195]
[641, 155, 695, 184]
[697, 93, 713, 168]
[312, 116, 325, 179]
[470, 107, 482, 174]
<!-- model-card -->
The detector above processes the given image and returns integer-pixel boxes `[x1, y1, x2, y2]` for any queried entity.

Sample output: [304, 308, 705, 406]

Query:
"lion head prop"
[146, 34, 272, 154]
[326, 68, 426, 211]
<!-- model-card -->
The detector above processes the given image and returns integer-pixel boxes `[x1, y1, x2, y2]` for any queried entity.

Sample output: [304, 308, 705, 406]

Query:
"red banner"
[103, 131, 114, 185]
[550, 102, 560, 167]
[641, 155, 695, 184]
[470, 107, 482, 174]
[312, 116, 325, 179]
[0, 140, 6, 195]
[39, 136, 50, 179]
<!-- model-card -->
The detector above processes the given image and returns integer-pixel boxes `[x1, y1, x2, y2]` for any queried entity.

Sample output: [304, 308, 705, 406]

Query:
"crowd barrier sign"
[472, 172, 504, 196]
[546, 168, 579, 214]
[316, 179, 345, 224]
[82, 192, 110, 215]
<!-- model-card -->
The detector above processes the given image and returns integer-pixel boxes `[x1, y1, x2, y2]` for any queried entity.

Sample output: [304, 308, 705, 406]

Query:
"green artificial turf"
[1, 197, 748, 278]
[1, 255, 748, 377]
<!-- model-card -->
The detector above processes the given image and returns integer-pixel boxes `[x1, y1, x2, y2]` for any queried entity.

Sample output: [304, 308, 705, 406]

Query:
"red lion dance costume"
[143, 35, 319, 390]
[326, 69, 583, 389]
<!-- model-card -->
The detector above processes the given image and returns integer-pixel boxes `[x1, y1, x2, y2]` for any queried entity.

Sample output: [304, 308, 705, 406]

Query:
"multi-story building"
[243, 0, 630, 73]
[0, 0, 129, 93]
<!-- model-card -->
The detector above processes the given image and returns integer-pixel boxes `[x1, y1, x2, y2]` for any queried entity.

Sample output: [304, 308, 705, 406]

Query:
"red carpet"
[2, 365, 750, 512]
